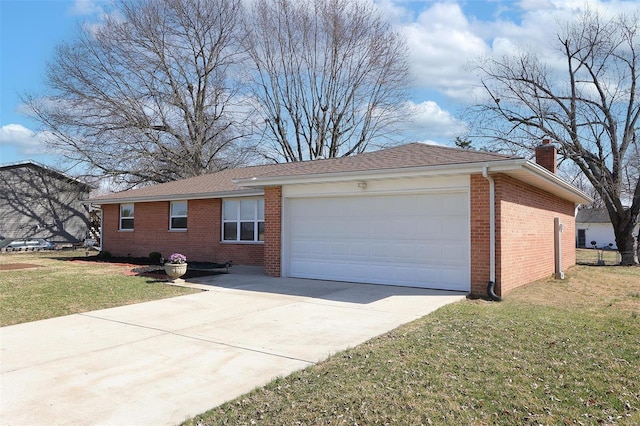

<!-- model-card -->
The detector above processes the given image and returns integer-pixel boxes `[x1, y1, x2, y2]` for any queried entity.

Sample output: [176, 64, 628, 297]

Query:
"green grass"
[576, 247, 621, 265]
[185, 265, 640, 425]
[0, 250, 199, 326]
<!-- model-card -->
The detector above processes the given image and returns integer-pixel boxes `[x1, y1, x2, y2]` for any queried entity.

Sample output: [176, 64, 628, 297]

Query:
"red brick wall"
[101, 199, 264, 265]
[264, 186, 282, 277]
[495, 174, 576, 294]
[470, 173, 576, 297]
[535, 144, 557, 174]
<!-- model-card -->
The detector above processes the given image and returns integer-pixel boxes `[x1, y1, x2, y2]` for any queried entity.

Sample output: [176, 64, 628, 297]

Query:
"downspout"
[482, 166, 502, 301]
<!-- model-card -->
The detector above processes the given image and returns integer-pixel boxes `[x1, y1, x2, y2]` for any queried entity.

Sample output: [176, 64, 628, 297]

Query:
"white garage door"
[286, 192, 469, 291]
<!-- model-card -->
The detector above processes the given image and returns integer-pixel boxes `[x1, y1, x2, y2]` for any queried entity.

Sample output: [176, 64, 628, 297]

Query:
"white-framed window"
[222, 198, 264, 242]
[170, 201, 188, 230]
[120, 204, 134, 230]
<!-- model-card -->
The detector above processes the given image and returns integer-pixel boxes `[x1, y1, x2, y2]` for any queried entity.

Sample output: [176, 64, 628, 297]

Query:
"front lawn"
[0, 250, 199, 326]
[186, 265, 640, 425]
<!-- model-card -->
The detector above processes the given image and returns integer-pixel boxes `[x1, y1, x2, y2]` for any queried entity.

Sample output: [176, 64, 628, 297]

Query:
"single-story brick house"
[88, 142, 591, 298]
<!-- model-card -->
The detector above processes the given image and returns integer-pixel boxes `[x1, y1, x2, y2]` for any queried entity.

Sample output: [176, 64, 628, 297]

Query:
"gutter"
[84, 189, 264, 205]
[83, 158, 592, 207]
[522, 162, 593, 204]
[482, 165, 501, 302]
[233, 159, 592, 205]
[233, 159, 524, 187]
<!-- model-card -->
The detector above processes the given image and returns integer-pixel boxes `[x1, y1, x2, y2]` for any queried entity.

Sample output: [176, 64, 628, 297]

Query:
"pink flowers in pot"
[167, 253, 187, 264]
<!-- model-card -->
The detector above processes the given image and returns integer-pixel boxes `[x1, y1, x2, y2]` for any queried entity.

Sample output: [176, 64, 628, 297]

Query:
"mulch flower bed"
[67, 256, 228, 279]
[128, 266, 226, 279]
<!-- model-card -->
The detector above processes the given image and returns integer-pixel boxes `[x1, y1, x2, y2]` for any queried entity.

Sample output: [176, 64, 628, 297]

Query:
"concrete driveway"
[0, 268, 465, 425]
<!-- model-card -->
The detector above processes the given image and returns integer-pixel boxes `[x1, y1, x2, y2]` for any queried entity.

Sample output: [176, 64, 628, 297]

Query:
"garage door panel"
[441, 193, 465, 211]
[415, 244, 443, 260]
[350, 221, 371, 235]
[416, 220, 442, 238]
[442, 216, 467, 234]
[390, 219, 414, 238]
[368, 243, 390, 260]
[294, 241, 467, 267]
[287, 193, 469, 291]
[442, 267, 467, 281]
[326, 241, 345, 256]
[393, 243, 416, 261]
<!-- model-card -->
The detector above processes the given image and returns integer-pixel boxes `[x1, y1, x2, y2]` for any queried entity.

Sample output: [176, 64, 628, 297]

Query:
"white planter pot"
[164, 263, 187, 281]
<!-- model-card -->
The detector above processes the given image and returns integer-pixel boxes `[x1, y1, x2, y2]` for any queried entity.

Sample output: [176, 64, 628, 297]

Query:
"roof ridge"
[87, 142, 527, 202]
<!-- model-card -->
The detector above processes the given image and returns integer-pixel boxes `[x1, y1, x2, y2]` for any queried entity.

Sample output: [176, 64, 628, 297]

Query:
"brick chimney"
[535, 138, 557, 173]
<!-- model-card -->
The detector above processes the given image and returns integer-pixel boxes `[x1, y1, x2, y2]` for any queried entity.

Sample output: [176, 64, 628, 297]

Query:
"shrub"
[149, 252, 162, 264]
[98, 250, 112, 259]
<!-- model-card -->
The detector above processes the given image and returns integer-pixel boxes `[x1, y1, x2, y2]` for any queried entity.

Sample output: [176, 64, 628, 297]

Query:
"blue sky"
[1, 0, 81, 165]
[1, 0, 637, 169]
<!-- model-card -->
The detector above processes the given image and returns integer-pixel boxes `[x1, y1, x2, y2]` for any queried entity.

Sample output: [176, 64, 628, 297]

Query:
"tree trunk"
[613, 217, 639, 265]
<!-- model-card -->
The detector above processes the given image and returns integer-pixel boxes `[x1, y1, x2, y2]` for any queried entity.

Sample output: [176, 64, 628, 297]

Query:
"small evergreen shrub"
[149, 252, 162, 264]
[98, 250, 112, 259]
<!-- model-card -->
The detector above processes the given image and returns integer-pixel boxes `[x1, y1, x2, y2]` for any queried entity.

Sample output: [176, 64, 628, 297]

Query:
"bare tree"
[26, 0, 249, 187]
[467, 10, 640, 264]
[243, 0, 410, 162]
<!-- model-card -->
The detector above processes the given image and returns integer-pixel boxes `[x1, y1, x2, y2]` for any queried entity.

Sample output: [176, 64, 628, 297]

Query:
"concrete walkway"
[1, 268, 465, 426]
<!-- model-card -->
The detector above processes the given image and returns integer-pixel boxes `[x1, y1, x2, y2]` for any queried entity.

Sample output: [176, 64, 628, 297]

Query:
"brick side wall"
[470, 173, 576, 297]
[264, 186, 282, 276]
[101, 199, 264, 265]
[495, 174, 576, 295]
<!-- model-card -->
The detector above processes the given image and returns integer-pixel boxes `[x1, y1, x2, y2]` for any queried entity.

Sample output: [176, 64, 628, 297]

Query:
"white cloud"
[68, 0, 120, 37]
[374, 0, 414, 25]
[403, 100, 467, 141]
[0, 124, 54, 155]
[69, 0, 102, 16]
[398, 2, 489, 99]
[416, 139, 446, 146]
[389, 0, 637, 105]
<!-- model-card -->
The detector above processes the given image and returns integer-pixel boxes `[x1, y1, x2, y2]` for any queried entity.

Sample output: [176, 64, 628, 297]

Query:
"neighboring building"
[0, 161, 92, 245]
[575, 207, 639, 249]
[87, 142, 592, 298]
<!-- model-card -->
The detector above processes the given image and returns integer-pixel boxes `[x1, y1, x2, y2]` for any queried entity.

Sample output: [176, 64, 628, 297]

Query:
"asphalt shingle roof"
[88, 143, 518, 203]
[575, 208, 612, 223]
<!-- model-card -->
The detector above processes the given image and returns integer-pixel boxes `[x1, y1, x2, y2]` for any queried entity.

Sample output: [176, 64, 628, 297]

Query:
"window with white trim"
[120, 204, 134, 230]
[170, 201, 188, 230]
[222, 199, 264, 242]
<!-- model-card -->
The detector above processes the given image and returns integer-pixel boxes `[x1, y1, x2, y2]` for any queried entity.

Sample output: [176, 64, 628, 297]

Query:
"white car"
[4, 239, 56, 250]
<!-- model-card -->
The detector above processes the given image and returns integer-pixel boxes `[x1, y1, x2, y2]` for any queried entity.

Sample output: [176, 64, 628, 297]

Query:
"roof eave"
[232, 159, 527, 187]
[1, 160, 94, 190]
[86, 158, 593, 206]
[85, 188, 264, 205]
[520, 162, 593, 204]
[233, 158, 593, 205]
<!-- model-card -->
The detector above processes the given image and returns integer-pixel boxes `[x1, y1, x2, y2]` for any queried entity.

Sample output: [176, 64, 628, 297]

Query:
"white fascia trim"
[234, 158, 593, 205]
[233, 159, 525, 187]
[85, 189, 264, 205]
[520, 162, 593, 204]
